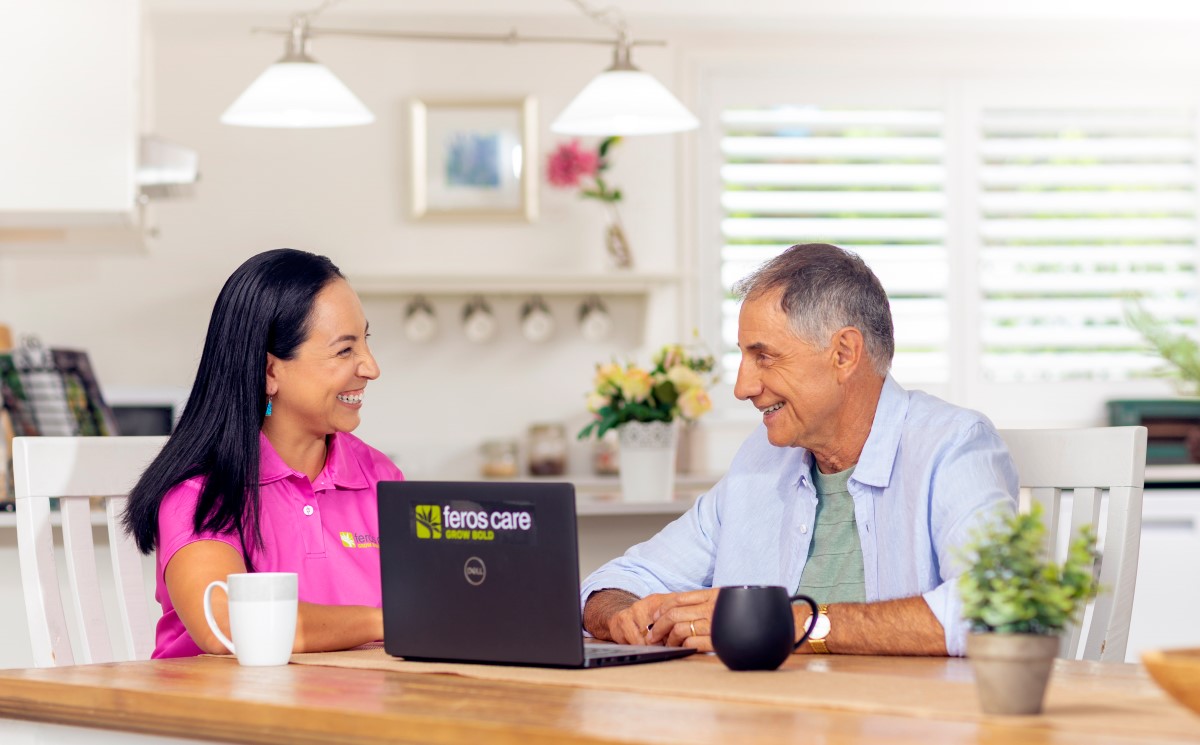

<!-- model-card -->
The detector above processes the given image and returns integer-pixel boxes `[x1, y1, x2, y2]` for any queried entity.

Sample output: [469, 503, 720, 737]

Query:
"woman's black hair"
[123, 248, 344, 568]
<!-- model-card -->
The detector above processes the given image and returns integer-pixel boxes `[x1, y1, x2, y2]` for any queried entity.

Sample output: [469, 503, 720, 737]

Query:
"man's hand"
[644, 589, 720, 651]
[584, 589, 721, 650]
[583, 589, 669, 645]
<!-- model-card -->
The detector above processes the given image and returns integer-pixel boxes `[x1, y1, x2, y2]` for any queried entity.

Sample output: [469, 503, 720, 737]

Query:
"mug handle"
[203, 580, 236, 655]
[789, 594, 820, 650]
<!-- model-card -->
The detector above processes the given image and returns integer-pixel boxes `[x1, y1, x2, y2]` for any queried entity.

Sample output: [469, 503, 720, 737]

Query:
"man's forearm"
[582, 588, 640, 638]
[796, 596, 948, 656]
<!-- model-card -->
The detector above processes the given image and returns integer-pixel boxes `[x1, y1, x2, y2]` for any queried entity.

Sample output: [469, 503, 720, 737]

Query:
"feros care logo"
[414, 504, 443, 539]
[411, 500, 537, 545]
[340, 531, 380, 548]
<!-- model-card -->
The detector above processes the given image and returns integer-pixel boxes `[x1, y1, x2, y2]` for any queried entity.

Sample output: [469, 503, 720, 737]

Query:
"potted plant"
[579, 342, 716, 502]
[958, 504, 1100, 715]
[1125, 303, 1200, 395]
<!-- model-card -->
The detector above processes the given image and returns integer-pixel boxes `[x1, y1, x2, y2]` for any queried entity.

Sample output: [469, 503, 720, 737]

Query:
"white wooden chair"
[13, 436, 167, 667]
[998, 426, 1147, 663]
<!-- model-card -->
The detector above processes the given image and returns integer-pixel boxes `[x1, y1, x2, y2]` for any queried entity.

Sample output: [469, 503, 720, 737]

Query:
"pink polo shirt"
[152, 431, 403, 658]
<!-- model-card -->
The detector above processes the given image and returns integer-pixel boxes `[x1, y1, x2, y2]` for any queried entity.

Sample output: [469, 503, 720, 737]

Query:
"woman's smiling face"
[266, 278, 379, 437]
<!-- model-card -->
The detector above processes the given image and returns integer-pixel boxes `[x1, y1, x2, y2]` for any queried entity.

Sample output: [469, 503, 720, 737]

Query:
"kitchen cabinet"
[0, 0, 141, 229]
[1125, 488, 1200, 661]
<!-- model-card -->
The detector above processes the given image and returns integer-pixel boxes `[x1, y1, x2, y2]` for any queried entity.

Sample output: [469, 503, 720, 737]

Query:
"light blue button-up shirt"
[580, 376, 1019, 656]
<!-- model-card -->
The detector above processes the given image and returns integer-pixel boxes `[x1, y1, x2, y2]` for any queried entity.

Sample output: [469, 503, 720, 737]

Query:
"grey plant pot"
[966, 632, 1060, 715]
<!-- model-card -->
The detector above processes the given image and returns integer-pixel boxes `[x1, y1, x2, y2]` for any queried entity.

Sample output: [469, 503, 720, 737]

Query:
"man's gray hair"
[733, 244, 895, 376]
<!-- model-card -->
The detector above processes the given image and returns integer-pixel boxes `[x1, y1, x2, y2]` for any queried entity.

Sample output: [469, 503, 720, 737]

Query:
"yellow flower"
[654, 344, 685, 370]
[678, 387, 713, 420]
[594, 362, 623, 392]
[666, 364, 703, 393]
[620, 365, 653, 402]
[586, 392, 609, 413]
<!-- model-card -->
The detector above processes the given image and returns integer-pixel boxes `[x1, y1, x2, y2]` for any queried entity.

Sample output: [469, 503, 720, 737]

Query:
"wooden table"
[0, 653, 1194, 745]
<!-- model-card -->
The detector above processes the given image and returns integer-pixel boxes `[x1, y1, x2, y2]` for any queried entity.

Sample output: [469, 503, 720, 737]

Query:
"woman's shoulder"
[159, 473, 206, 511]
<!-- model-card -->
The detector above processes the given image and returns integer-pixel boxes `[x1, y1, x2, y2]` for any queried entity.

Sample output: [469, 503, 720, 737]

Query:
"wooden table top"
[0, 653, 1194, 745]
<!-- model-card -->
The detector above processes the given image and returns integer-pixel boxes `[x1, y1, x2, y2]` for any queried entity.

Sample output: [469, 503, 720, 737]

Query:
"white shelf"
[349, 272, 678, 297]
[471, 473, 719, 517]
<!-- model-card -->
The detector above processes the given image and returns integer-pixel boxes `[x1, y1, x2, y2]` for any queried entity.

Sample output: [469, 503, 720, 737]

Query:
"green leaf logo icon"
[415, 504, 442, 539]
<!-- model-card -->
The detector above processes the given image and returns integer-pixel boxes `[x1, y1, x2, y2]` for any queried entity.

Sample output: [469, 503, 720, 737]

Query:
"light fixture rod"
[250, 26, 666, 48]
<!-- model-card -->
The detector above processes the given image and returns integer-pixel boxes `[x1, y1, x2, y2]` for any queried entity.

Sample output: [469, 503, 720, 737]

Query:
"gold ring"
[690, 620, 697, 637]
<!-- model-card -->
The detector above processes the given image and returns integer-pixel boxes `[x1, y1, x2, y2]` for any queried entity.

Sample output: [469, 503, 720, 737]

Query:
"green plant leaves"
[1124, 302, 1200, 390]
[958, 504, 1100, 635]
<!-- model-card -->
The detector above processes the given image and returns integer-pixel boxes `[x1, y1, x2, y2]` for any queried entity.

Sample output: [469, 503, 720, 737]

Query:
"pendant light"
[551, 37, 699, 136]
[221, 16, 373, 129]
[220, 1, 696, 135]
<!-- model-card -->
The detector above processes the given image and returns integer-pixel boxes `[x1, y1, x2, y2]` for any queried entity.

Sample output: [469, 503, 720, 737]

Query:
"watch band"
[809, 604, 831, 654]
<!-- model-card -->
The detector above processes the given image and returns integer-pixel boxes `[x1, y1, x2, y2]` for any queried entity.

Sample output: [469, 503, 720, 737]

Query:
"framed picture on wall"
[410, 97, 538, 221]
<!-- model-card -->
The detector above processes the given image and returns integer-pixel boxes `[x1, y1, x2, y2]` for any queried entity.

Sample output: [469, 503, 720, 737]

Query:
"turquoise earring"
[265, 396, 273, 417]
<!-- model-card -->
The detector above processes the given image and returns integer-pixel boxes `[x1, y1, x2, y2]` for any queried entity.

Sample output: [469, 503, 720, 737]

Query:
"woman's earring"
[265, 396, 273, 417]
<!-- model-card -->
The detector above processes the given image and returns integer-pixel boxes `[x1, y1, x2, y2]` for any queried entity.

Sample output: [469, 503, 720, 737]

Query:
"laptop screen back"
[378, 481, 587, 667]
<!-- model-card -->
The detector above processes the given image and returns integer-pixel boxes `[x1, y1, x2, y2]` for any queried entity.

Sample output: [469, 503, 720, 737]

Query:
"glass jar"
[593, 429, 620, 476]
[528, 423, 568, 476]
[480, 438, 519, 478]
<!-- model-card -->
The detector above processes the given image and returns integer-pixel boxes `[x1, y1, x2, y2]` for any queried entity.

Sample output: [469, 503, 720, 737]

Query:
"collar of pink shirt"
[257, 431, 370, 489]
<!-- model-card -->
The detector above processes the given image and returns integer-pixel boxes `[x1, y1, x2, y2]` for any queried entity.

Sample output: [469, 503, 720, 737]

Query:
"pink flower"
[547, 140, 599, 188]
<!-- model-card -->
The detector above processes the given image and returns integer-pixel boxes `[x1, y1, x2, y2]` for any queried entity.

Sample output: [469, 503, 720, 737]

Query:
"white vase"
[618, 421, 677, 503]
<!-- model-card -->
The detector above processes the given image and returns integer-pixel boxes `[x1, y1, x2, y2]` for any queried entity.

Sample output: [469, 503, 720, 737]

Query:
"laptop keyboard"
[585, 644, 669, 658]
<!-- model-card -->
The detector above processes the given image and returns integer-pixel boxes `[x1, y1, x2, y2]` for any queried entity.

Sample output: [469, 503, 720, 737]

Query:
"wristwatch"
[807, 604, 831, 654]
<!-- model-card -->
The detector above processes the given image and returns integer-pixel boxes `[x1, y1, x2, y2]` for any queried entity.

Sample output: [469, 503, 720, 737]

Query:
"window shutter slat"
[978, 107, 1198, 382]
[720, 106, 948, 383]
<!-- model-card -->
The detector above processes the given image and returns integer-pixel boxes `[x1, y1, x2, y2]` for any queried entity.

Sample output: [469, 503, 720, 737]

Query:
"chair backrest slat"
[13, 436, 168, 667]
[14, 495, 73, 667]
[998, 427, 1147, 663]
[107, 495, 155, 661]
[60, 495, 112, 664]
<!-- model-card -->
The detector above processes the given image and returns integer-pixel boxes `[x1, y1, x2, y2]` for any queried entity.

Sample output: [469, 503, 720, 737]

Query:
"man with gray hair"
[581, 243, 1018, 656]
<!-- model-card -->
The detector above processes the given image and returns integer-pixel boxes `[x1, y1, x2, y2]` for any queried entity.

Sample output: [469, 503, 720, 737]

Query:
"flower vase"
[604, 203, 633, 270]
[617, 421, 677, 503]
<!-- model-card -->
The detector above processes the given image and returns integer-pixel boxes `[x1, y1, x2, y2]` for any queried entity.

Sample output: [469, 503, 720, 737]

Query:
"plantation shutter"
[718, 107, 949, 383]
[978, 108, 1200, 382]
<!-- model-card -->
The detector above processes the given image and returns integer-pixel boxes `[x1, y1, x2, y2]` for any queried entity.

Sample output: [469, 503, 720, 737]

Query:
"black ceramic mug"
[711, 585, 819, 671]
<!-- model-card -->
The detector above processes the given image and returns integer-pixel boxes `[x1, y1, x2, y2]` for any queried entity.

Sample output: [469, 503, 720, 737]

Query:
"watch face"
[808, 613, 831, 641]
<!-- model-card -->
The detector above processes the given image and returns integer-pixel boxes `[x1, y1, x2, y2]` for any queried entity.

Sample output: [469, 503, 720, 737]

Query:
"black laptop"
[378, 480, 695, 668]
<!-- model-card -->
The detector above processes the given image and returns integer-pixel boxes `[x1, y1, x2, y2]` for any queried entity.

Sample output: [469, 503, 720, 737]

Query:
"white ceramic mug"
[520, 297, 555, 343]
[203, 572, 298, 666]
[403, 297, 438, 343]
[462, 297, 498, 343]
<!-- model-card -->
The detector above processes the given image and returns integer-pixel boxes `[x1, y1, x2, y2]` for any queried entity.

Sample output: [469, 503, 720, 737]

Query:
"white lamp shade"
[220, 61, 374, 128]
[551, 69, 699, 136]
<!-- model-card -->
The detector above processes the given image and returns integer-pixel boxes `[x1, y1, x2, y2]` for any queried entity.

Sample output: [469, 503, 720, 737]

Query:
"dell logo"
[463, 556, 486, 586]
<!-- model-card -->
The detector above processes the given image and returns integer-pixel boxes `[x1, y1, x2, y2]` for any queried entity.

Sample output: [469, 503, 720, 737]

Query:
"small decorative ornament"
[462, 296, 498, 344]
[519, 296, 555, 343]
[579, 296, 613, 342]
[546, 136, 632, 269]
[403, 297, 438, 343]
[265, 396, 273, 417]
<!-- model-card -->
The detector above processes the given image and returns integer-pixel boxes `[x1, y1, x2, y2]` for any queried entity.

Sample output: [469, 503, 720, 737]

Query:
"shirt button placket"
[299, 481, 325, 557]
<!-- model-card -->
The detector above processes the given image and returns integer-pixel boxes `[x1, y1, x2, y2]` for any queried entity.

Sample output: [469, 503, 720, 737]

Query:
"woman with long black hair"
[124, 248, 401, 658]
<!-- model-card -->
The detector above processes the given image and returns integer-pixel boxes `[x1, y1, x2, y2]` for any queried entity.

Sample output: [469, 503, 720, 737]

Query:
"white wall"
[8, 12, 1200, 469]
[0, 13, 689, 478]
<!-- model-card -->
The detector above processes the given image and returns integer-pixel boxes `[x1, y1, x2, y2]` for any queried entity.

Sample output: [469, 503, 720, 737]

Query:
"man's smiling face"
[733, 289, 843, 449]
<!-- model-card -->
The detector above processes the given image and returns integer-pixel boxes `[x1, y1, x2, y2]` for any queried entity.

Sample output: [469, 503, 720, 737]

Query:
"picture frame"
[410, 97, 539, 221]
